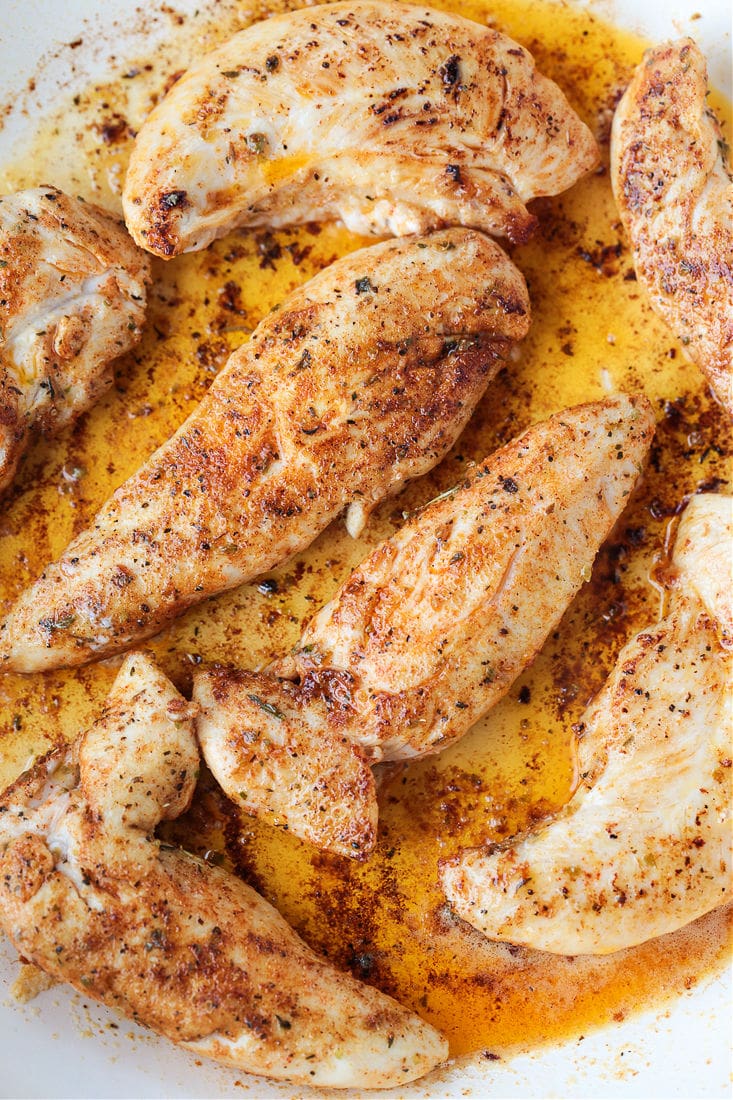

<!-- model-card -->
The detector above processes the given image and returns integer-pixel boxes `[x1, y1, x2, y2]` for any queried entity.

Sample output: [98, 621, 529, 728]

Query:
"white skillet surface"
[0, 1, 730, 1097]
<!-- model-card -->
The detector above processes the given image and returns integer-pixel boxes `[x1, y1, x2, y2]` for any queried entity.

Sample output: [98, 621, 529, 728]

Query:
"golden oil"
[0, 0, 730, 1058]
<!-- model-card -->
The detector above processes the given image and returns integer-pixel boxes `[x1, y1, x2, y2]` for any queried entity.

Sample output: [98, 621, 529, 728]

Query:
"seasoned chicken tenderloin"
[0, 186, 150, 494]
[195, 394, 655, 859]
[0, 228, 529, 672]
[611, 39, 732, 416]
[0, 653, 447, 1088]
[123, 0, 598, 257]
[441, 493, 732, 954]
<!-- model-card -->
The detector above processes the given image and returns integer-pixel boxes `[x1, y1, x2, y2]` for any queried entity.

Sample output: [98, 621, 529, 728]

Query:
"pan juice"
[0, 0, 730, 1059]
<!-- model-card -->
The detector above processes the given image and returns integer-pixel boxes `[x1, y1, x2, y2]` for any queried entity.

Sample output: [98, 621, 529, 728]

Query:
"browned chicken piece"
[0, 228, 529, 673]
[0, 653, 447, 1089]
[195, 395, 655, 859]
[0, 186, 150, 493]
[123, 0, 599, 257]
[442, 494, 732, 954]
[611, 39, 733, 416]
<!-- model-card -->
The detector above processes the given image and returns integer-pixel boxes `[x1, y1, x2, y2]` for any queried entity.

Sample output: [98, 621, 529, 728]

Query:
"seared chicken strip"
[0, 653, 447, 1089]
[611, 39, 733, 416]
[441, 493, 732, 955]
[0, 186, 150, 493]
[123, 0, 598, 257]
[195, 395, 655, 859]
[0, 229, 529, 673]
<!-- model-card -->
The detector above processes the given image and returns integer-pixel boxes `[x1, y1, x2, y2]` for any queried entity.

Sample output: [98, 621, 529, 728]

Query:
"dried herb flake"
[355, 276, 375, 295]
[247, 694, 285, 720]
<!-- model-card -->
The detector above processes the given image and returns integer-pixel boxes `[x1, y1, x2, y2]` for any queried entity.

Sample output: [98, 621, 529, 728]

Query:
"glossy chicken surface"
[611, 39, 732, 417]
[0, 228, 529, 673]
[195, 395, 655, 859]
[0, 186, 149, 494]
[0, 653, 447, 1089]
[123, 0, 599, 258]
[441, 493, 732, 955]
